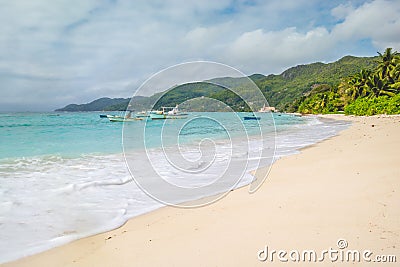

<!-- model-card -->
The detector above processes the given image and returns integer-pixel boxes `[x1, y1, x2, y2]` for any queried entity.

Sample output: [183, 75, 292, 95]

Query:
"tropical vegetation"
[296, 48, 400, 115]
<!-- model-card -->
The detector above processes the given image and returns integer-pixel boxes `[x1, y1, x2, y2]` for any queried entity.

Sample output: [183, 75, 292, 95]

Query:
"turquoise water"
[0, 112, 350, 263]
[0, 111, 279, 159]
[0, 112, 123, 159]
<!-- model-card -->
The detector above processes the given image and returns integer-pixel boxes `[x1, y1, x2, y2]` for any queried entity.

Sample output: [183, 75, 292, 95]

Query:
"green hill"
[55, 55, 378, 112]
[55, 97, 130, 111]
[255, 55, 378, 110]
[128, 82, 252, 112]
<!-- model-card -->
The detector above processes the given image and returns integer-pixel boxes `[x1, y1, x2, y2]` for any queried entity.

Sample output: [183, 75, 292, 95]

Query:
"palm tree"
[339, 69, 372, 101]
[387, 56, 400, 92]
[365, 73, 397, 97]
[359, 48, 400, 97]
[377, 48, 400, 82]
[319, 93, 328, 109]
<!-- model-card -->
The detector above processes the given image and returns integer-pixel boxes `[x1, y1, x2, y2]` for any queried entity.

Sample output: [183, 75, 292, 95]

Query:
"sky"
[0, 0, 400, 111]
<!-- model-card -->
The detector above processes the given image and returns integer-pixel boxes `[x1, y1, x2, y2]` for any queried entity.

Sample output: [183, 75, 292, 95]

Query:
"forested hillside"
[55, 54, 385, 113]
[296, 48, 400, 115]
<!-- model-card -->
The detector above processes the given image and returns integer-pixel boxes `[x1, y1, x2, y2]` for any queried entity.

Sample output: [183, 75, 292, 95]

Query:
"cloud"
[332, 0, 400, 49]
[331, 3, 355, 19]
[223, 0, 400, 73]
[0, 0, 399, 111]
[223, 27, 333, 73]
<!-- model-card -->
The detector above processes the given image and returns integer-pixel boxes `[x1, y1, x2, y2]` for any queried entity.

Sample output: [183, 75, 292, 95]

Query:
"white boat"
[149, 106, 188, 120]
[167, 105, 188, 117]
[108, 116, 143, 122]
[166, 105, 188, 119]
[135, 111, 150, 118]
[108, 111, 143, 122]
[100, 114, 119, 118]
[149, 110, 166, 120]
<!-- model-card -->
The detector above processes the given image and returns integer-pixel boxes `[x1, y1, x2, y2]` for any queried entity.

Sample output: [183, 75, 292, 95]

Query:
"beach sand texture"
[3, 115, 399, 266]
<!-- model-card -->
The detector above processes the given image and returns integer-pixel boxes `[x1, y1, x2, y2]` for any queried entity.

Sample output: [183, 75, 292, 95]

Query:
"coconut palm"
[365, 73, 397, 97]
[365, 48, 400, 96]
[339, 69, 372, 101]
[387, 56, 400, 92]
[377, 48, 400, 82]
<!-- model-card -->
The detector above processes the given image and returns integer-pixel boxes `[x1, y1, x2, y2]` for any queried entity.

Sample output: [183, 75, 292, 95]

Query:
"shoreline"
[3, 115, 399, 266]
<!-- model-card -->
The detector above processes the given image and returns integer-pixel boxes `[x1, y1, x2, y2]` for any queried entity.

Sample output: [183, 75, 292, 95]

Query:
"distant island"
[55, 97, 130, 112]
[56, 48, 400, 115]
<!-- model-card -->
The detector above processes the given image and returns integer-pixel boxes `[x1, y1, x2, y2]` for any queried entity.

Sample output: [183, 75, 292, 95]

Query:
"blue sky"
[0, 0, 399, 111]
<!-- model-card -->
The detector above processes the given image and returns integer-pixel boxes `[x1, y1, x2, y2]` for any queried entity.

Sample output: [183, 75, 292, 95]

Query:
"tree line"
[295, 48, 400, 115]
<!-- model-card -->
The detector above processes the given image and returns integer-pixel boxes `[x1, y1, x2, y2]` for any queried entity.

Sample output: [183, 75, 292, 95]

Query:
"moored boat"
[243, 115, 261, 120]
[149, 105, 188, 120]
[149, 110, 166, 120]
[167, 105, 187, 115]
[108, 110, 144, 122]
[108, 116, 143, 122]
[100, 114, 120, 119]
[135, 111, 150, 118]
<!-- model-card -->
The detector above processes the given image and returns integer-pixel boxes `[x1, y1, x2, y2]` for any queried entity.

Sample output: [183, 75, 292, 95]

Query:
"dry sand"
[3, 115, 400, 266]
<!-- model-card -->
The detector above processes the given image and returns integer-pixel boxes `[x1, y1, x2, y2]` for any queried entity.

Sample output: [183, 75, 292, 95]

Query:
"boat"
[167, 105, 187, 116]
[243, 115, 261, 120]
[149, 110, 166, 120]
[101, 114, 119, 118]
[149, 105, 188, 120]
[135, 111, 150, 118]
[166, 105, 188, 119]
[100, 114, 120, 118]
[108, 111, 143, 122]
[108, 116, 143, 122]
[100, 114, 120, 119]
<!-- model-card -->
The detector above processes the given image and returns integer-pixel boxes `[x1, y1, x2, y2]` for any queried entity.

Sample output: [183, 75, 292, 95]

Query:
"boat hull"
[166, 115, 188, 119]
[108, 117, 143, 122]
[243, 116, 260, 120]
[149, 113, 166, 119]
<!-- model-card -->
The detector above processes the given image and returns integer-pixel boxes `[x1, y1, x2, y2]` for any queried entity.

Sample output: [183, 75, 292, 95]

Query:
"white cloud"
[182, 23, 233, 58]
[1, 0, 400, 111]
[223, 0, 400, 73]
[224, 27, 333, 73]
[331, 3, 355, 19]
[333, 0, 400, 49]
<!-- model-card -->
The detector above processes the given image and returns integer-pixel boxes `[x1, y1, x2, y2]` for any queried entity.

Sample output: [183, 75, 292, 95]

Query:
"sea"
[0, 111, 350, 263]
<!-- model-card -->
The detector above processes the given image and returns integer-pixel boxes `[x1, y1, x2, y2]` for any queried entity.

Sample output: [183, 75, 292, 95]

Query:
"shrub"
[344, 94, 400, 115]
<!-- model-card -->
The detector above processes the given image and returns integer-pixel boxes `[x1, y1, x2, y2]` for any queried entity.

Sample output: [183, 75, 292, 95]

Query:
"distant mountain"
[55, 97, 130, 112]
[55, 55, 378, 112]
